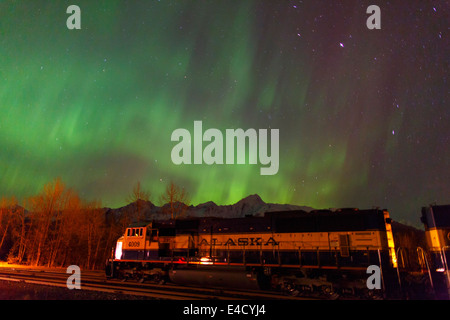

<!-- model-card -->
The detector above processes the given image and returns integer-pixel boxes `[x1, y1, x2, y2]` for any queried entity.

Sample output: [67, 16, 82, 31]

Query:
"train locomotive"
[420, 205, 450, 298]
[106, 207, 400, 298]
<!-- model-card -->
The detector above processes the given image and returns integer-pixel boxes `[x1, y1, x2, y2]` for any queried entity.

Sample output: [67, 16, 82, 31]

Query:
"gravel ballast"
[0, 279, 155, 300]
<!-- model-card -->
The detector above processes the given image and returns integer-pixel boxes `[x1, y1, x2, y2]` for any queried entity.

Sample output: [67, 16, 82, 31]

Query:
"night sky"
[0, 1, 448, 225]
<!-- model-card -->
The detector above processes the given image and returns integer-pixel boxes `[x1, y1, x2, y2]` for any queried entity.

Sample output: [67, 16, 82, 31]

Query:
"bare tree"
[77, 200, 104, 270]
[7, 204, 28, 264]
[160, 182, 189, 219]
[2, 177, 159, 270]
[0, 197, 16, 252]
[47, 190, 81, 267]
[126, 181, 151, 222]
[26, 178, 75, 266]
[127, 181, 151, 203]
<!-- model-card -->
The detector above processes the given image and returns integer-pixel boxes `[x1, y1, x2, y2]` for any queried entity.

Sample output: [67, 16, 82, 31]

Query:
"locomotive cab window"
[127, 228, 144, 237]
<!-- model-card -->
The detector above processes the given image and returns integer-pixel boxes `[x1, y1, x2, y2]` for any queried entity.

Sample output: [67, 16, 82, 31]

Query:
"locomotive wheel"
[132, 273, 141, 282]
[320, 285, 332, 295]
[282, 281, 299, 296]
[320, 285, 339, 300]
[117, 269, 126, 281]
[287, 287, 299, 297]
[152, 273, 166, 284]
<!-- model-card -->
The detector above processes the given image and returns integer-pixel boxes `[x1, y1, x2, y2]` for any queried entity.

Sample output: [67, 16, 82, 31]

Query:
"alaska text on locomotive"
[200, 236, 279, 247]
[171, 121, 279, 175]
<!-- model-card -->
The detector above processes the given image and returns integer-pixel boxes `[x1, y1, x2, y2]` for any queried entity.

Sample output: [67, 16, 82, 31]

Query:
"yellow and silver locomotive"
[421, 205, 450, 298]
[106, 208, 399, 297]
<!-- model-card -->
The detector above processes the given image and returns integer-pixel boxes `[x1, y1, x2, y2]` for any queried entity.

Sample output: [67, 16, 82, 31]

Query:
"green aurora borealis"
[0, 1, 448, 224]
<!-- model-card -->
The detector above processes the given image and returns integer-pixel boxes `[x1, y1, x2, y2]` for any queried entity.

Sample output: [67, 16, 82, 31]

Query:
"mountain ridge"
[104, 193, 315, 221]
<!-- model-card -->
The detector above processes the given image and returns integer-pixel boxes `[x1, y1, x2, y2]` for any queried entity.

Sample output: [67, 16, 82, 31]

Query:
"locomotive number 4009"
[128, 241, 141, 247]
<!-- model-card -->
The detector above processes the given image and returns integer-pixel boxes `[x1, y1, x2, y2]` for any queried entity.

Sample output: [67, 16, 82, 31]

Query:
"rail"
[396, 247, 408, 289]
[0, 267, 315, 300]
[417, 247, 434, 292]
[441, 246, 450, 291]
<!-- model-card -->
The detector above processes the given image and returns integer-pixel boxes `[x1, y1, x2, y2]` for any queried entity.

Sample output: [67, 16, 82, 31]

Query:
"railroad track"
[0, 266, 314, 300]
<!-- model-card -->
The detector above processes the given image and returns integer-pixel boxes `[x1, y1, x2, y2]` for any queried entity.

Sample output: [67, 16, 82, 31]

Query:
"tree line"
[0, 178, 189, 269]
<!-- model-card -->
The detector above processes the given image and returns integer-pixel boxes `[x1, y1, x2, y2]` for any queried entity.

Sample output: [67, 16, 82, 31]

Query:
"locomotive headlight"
[115, 241, 123, 260]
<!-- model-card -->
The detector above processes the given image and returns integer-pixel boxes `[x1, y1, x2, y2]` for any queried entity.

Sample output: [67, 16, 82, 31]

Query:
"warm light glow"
[428, 229, 442, 249]
[200, 257, 213, 265]
[388, 236, 398, 268]
[391, 254, 398, 267]
[115, 241, 123, 260]
[384, 211, 398, 268]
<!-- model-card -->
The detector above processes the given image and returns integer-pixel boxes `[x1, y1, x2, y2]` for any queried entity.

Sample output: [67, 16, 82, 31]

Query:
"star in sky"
[0, 1, 447, 225]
